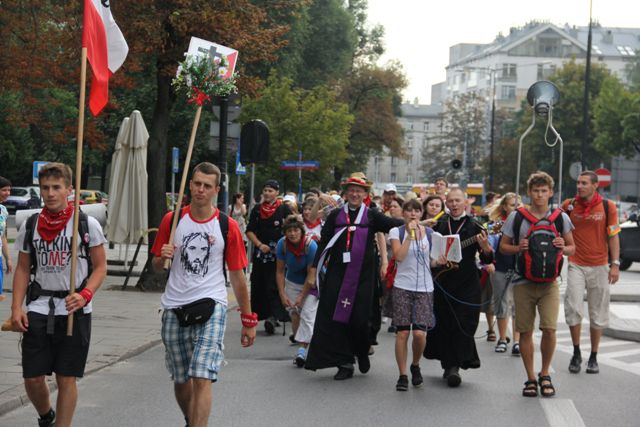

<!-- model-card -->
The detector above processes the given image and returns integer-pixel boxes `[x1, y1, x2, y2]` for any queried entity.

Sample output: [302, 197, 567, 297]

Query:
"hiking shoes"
[569, 354, 582, 373]
[586, 358, 599, 374]
[396, 375, 409, 391]
[410, 364, 423, 387]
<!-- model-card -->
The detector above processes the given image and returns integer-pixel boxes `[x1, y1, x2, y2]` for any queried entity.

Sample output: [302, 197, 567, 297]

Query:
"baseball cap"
[383, 183, 397, 193]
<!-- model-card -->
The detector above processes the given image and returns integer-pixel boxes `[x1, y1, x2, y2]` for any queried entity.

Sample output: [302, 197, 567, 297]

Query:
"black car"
[620, 215, 640, 271]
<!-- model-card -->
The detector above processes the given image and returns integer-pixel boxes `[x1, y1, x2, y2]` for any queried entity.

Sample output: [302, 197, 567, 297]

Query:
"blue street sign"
[280, 160, 320, 170]
[236, 148, 246, 175]
[32, 161, 49, 184]
[172, 147, 180, 173]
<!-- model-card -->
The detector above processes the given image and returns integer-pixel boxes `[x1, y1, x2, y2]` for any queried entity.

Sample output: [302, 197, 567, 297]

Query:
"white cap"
[383, 183, 397, 193]
[283, 194, 297, 203]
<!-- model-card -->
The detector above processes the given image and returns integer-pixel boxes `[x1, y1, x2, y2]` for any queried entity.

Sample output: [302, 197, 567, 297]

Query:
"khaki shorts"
[513, 281, 560, 333]
[564, 263, 610, 329]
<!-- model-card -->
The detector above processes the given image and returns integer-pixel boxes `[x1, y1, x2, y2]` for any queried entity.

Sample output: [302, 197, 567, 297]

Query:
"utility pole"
[488, 69, 496, 191]
[581, 0, 593, 170]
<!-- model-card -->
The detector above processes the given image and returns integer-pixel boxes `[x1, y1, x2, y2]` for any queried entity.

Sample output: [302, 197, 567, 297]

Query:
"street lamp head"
[526, 80, 560, 116]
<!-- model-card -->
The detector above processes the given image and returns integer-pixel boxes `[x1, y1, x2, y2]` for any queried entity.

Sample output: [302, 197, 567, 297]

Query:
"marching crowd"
[0, 163, 621, 427]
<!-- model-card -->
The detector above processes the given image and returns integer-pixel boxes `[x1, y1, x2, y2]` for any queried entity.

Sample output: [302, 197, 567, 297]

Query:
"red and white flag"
[82, 0, 128, 116]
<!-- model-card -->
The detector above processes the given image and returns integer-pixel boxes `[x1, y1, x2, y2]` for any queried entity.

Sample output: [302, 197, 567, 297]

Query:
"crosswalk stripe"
[541, 399, 586, 427]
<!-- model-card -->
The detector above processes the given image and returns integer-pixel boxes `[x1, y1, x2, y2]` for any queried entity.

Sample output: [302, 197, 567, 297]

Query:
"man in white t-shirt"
[152, 162, 256, 427]
[11, 163, 107, 427]
[0, 175, 12, 301]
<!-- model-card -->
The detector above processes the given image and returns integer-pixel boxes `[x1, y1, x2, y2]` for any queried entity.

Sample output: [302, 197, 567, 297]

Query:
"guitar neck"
[460, 234, 479, 249]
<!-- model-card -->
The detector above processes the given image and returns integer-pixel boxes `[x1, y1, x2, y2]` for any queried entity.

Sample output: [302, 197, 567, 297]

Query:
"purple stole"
[332, 205, 369, 324]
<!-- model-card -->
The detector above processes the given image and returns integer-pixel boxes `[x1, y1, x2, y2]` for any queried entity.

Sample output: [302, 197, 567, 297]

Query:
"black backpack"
[24, 211, 92, 279]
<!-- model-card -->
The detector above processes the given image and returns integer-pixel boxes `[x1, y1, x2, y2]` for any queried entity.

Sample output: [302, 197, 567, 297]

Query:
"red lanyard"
[448, 217, 467, 235]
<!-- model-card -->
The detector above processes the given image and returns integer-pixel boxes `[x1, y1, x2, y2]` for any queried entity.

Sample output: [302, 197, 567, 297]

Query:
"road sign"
[235, 148, 246, 176]
[172, 147, 180, 174]
[280, 160, 320, 170]
[569, 161, 583, 180]
[595, 168, 611, 188]
[32, 161, 49, 184]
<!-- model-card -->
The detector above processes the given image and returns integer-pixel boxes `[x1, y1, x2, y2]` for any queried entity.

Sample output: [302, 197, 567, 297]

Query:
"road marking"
[591, 348, 640, 359]
[610, 305, 640, 320]
[596, 340, 635, 348]
[541, 399, 586, 427]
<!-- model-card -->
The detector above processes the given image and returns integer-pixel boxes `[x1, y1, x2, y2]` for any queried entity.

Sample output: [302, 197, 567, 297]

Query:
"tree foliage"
[240, 72, 353, 192]
[422, 92, 488, 185]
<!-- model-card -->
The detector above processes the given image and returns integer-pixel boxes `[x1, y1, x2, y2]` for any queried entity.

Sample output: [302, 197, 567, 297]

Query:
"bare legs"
[174, 378, 213, 427]
[24, 374, 78, 427]
[395, 330, 426, 375]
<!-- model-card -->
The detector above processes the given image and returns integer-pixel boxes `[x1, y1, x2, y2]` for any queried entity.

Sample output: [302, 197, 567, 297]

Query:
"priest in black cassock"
[424, 188, 494, 387]
[305, 173, 402, 380]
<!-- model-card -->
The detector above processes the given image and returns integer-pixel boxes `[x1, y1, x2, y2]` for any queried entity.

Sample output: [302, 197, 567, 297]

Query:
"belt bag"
[173, 298, 216, 327]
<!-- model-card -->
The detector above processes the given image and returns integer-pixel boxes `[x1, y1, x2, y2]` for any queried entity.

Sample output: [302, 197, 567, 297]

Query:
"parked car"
[4, 186, 42, 213]
[619, 215, 640, 271]
[80, 190, 109, 205]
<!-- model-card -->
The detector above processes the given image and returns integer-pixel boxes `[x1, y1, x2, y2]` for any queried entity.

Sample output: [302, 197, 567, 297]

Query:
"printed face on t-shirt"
[40, 176, 71, 213]
[180, 232, 213, 276]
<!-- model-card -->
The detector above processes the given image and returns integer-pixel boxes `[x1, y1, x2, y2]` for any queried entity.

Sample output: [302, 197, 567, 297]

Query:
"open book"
[430, 232, 462, 263]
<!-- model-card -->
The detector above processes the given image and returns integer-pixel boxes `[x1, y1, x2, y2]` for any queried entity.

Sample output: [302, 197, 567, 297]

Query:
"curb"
[603, 327, 640, 343]
[0, 338, 162, 418]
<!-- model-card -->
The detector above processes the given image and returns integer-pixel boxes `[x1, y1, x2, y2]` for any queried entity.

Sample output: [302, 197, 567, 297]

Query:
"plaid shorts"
[161, 302, 227, 384]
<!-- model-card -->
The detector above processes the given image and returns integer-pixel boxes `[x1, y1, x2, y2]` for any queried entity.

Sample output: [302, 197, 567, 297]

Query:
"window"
[390, 172, 397, 182]
[410, 122, 414, 130]
[537, 63, 555, 80]
[501, 85, 516, 100]
[467, 71, 478, 87]
[391, 156, 397, 166]
[423, 121, 430, 132]
[407, 138, 413, 149]
[501, 63, 517, 79]
[406, 174, 412, 183]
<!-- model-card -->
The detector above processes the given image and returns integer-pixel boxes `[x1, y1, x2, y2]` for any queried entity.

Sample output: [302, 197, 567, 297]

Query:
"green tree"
[422, 92, 487, 185]
[240, 72, 353, 193]
[515, 60, 613, 196]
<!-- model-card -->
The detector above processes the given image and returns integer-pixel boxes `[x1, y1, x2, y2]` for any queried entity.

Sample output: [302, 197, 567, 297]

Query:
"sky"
[367, 0, 640, 104]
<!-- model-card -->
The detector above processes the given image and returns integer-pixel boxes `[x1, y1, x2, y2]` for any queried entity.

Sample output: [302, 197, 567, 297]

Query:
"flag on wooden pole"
[82, 0, 128, 116]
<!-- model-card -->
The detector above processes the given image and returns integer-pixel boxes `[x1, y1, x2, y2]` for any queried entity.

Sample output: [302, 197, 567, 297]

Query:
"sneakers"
[586, 358, 599, 374]
[294, 347, 306, 368]
[410, 364, 423, 387]
[396, 375, 409, 391]
[569, 354, 582, 373]
[38, 409, 56, 427]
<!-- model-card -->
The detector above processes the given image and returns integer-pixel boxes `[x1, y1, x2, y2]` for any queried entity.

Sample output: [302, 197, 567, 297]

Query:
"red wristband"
[78, 288, 93, 305]
[240, 312, 258, 328]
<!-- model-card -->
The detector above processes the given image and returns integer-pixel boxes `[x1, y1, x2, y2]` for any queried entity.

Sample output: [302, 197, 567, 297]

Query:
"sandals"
[522, 379, 538, 397]
[538, 374, 556, 398]
[486, 330, 497, 342]
[495, 337, 510, 353]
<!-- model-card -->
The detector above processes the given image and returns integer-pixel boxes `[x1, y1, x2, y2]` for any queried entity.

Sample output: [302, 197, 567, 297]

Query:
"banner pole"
[164, 105, 203, 269]
[67, 47, 88, 336]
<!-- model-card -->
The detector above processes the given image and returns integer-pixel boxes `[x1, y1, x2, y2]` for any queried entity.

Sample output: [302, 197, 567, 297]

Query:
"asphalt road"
[1, 308, 639, 427]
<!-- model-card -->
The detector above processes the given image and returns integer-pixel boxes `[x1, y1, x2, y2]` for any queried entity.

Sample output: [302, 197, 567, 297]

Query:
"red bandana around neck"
[259, 199, 282, 220]
[576, 191, 602, 216]
[286, 236, 307, 258]
[38, 203, 74, 242]
[304, 218, 321, 229]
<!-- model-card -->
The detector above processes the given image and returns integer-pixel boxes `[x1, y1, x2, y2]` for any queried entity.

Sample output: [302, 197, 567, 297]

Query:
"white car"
[3, 186, 43, 213]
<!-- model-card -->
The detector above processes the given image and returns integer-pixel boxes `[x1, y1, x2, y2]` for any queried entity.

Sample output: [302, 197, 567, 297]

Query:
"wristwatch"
[611, 260, 621, 266]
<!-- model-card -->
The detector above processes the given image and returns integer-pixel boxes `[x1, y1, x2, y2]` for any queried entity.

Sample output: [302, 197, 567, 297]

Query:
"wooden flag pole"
[67, 47, 88, 336]
[164, 105, 203, 270]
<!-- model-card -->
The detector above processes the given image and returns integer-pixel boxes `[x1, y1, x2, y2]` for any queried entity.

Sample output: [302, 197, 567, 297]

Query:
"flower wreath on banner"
[172, 54, 237, 106]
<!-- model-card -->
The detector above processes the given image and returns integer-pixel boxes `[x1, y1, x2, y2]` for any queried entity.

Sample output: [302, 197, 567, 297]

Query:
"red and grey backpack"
[512, 207, 564, 283]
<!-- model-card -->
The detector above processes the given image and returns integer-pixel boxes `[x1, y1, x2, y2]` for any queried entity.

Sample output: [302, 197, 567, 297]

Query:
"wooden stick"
[164, 105, 203, 269]
[68, 47, 88, 336]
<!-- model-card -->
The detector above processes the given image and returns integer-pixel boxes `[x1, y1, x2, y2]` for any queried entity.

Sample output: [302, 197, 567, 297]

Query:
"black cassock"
[246, 203, 291, 321]
[424, 214, 493, 370]
[305, 206, 401, 370]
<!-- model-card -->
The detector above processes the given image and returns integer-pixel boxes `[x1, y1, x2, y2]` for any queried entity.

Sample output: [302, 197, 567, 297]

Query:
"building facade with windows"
[433, 22, 639, 110]
[366, 100, 443, 192]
